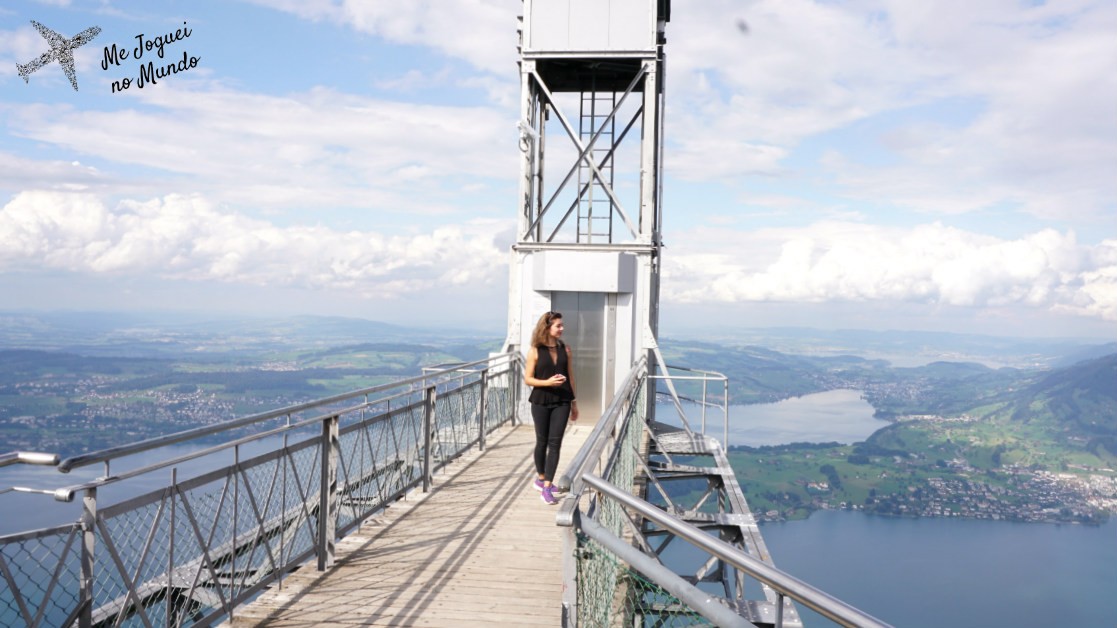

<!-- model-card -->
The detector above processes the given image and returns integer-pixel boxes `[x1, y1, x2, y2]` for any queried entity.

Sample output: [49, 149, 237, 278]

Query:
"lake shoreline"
[756, 502, 1113, 527]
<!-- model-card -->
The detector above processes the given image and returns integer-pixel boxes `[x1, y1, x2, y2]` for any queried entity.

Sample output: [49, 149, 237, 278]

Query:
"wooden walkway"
[226, 422, 589, 627]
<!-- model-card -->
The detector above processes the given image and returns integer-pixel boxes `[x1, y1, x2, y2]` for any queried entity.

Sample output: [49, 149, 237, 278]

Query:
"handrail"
[57, 352, 517, 473]
[0, 451, 60, 468]
[582, 472, 895, 628]
[656, 364, 726, 378]
[575, 510, 753, 628]
[650, 363, 729, 444]
[422, 353, 521, 373]
[50, 399, 370, 502]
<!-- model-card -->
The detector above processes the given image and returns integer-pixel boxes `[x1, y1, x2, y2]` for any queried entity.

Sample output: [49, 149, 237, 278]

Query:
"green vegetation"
[727, 354, 1117, 524]
[3, 313, 1113, 526]
[0, 338, 499, 457]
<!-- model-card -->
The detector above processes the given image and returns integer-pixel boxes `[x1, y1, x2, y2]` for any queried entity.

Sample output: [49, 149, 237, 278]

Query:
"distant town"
[3, 373, 301, 453]
[776, 464, 1117, 525]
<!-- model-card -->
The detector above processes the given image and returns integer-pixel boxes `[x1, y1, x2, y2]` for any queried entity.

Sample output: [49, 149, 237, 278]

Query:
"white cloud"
[664, 0, 1117, 222]
[2, 1, 1113, 335]
[0, 151, 113, 193]
[4, 83, 517, 216]
[0, 191, 508, 296]
[664, 222, 1117, 321]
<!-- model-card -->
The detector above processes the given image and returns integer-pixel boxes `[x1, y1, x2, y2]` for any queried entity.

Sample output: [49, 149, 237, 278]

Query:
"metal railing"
[0, 353, 522, 628]
[556, 359, 892, 628]
[650, 364, 730, 445]
[0, 452, 60, 470]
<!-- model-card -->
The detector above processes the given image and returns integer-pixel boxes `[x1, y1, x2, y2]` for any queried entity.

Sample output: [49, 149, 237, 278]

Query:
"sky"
[1, 0, 1114, 340]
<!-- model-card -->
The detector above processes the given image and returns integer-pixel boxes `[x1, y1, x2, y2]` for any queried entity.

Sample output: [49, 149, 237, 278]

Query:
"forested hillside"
[731, 352, 1117, 524]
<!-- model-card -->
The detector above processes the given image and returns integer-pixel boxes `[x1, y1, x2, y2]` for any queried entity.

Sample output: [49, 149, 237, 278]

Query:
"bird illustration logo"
[16, 20, 102, 91]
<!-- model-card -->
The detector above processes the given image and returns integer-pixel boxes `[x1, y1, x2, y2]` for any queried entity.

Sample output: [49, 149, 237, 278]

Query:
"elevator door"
[551, 292, 612, 422]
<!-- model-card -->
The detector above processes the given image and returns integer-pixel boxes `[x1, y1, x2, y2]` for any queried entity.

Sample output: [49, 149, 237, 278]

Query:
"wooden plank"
[226, 422, 589, 627]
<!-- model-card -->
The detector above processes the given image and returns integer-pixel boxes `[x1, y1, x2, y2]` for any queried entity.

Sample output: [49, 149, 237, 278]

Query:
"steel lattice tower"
[505, 0, 670, 420]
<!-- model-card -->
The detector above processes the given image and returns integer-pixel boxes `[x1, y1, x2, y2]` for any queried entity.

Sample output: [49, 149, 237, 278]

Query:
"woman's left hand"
[571, 402, 579, 421]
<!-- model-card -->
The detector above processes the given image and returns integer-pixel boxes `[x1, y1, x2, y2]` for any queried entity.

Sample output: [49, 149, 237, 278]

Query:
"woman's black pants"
[531, 403, 571, 482]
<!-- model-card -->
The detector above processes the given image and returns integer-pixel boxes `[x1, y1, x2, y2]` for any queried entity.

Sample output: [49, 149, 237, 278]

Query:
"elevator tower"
[505, 0, 670, 421]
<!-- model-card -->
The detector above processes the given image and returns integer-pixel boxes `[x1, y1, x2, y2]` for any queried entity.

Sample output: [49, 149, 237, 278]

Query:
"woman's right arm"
[524, 346, 542, 387]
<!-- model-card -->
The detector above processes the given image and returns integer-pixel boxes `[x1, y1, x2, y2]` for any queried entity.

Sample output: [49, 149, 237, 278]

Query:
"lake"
[662, 388, 1117, 627]
[727, 388, 884, 446]
[661, 387, 886, 447]
[763, 510, 1117, 627]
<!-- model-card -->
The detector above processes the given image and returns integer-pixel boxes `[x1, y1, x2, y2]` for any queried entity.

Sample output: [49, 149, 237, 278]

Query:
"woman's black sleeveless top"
[528, 341, 574, 405]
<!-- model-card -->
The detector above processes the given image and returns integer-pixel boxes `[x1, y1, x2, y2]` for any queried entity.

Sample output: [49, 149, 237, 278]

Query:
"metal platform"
[647, 421, 802, 627]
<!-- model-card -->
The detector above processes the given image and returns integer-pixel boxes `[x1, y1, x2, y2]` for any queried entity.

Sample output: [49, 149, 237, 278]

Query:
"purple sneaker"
[534, 479, 566, 494]
[541, 485, 558, 505]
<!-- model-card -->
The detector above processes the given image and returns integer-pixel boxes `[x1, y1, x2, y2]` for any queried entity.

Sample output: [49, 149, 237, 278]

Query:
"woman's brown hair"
[531, 311, 562, 348]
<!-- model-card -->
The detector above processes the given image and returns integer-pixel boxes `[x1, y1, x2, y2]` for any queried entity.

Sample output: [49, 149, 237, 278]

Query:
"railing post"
[479, 368, 489, 451]
[723, 379, 729, 448]
[168, 469, 177, 628]
[317, 414, 339, 571]
[561, 524, 579, 627]
[513, 354, 522, 425]
[701, 376, 708, 436]
[79, 487, 96, 628]
[643, 365, 653, 427]
[233, 444, 240, 586]
[423, 385, 436, 492]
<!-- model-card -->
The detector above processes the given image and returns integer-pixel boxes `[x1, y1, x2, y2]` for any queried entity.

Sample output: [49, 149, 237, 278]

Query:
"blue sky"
[1, 0, 1114, 339]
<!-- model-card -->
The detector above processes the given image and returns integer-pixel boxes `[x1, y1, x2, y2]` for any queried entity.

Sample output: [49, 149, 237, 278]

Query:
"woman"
[524, 310, 579, 505]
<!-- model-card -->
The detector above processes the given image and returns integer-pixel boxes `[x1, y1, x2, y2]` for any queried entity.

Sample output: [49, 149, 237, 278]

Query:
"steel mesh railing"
[0, 353, 521, 628]
[574, 377, 646, 627]
[563, 364, 738, 627]
[1, 526, 84, 627]
[596, 376, 644, 541]
[84, 435, 328, 627]
[576, 534, 712, 628]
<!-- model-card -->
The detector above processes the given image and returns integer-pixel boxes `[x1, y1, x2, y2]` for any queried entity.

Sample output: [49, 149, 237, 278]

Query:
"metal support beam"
[317, 414, 339, 571]
[639, 59, 658, 241]
[80, 487, 96, 628]
[524, 67, 642, 240]
[422, 386, 436, 492]
[545, 107, 644, 243]
[479, 369, 489, 451]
